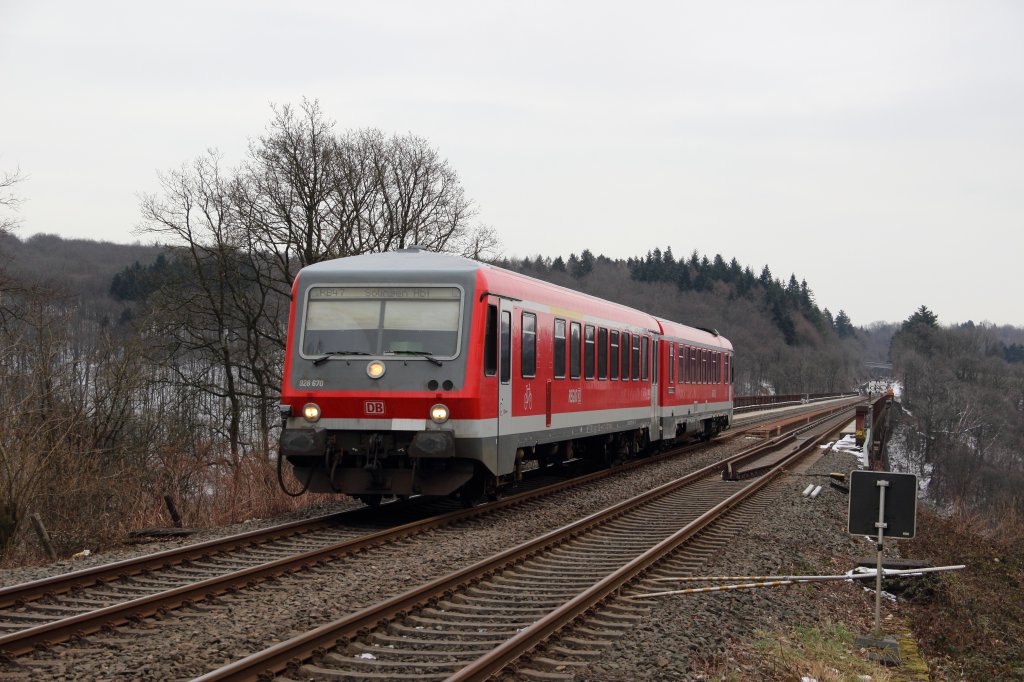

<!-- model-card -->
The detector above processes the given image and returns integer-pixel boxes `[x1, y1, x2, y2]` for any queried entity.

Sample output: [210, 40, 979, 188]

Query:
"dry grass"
[900, 504, 1024, 680]
[747, 622, 896, 682]
[1, 449, 336, 568]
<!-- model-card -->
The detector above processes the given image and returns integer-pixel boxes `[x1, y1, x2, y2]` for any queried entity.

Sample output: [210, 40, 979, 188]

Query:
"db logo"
[364, 401, 386, 416]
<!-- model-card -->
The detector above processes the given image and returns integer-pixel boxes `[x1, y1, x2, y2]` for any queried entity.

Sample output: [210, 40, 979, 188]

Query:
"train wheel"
[357, 494, 383, 507]
[603, 445, 624, 468]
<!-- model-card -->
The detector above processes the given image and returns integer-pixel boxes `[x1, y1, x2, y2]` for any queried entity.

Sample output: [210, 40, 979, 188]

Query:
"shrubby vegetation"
[890, 305, 1024, 515]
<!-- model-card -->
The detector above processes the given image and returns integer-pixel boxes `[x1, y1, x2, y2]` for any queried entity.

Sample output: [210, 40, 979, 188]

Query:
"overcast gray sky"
[2, 1, 1022, 326]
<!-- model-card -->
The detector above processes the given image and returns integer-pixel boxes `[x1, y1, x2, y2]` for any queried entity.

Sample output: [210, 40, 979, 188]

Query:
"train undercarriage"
[281, 414, 731, 507]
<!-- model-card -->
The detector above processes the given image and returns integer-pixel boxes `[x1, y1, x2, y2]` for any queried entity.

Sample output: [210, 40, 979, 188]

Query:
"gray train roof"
[300, 247, 482, 277]
[299, 248, 732, 348]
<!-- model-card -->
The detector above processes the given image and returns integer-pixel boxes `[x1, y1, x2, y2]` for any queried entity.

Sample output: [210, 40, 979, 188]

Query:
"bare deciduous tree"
[137, 101, 490, 465]
[0, 166, 25, 237]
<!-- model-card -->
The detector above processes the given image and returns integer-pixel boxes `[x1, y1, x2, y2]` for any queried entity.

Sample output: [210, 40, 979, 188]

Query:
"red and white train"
[279, 247, 734, 504]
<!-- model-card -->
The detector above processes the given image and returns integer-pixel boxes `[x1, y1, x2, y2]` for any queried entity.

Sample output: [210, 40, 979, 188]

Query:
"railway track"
[196, 403, 857, 681]
[0, 397, 858, 667]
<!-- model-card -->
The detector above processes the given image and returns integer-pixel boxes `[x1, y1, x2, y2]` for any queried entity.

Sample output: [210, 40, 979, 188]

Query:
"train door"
[650, 338, 660, 440]
[496, 297, 515, 474]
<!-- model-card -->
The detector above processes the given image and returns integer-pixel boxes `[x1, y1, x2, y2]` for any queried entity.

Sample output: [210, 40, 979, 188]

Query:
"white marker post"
[872, 478, 889, 638]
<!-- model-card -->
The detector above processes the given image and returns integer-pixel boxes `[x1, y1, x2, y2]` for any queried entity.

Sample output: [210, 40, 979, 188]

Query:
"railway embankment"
[577, 442, 1024, 682]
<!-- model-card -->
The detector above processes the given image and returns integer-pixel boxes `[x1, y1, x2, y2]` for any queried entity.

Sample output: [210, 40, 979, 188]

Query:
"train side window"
[521, 312, 536, 378]
[718, 352, 722, 383]
[669, 342, 676, 384]
[618, 329, 626, 376]
[731, 354, 735, 384]
[724, 353, 729, 385]
[642, 336, 650, 381]
[484, 304, 497, 377]
[500, 311, 511, 384]
[678, 345, 684, 384]
[554, 319, 566, 379]
[610, 330, 620, 380]
[598, 327, 608, 379]
[570, 322, 581, 379]
[702, 349, 708, 383]
[584, 325, 595, 379]
[631, 333, 641, 381]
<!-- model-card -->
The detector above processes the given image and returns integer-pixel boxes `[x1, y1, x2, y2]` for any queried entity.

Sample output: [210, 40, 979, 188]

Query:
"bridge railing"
[733, 392, 857, 413]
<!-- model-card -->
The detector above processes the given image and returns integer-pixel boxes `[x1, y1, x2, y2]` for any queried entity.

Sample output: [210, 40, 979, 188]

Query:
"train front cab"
[278, 254, 498, 503]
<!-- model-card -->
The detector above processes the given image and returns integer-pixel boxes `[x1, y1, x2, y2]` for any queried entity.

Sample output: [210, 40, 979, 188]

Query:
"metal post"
[874, 479, 889, 638]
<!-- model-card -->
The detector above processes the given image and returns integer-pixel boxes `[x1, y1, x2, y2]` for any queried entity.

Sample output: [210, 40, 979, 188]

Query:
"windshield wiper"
[385, 350, 443, 367]
[312, 350, 371, 366]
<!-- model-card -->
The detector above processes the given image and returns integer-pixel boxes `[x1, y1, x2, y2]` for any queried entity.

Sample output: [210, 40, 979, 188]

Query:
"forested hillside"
[498, 249, 866, 395]
[889, 306, 1024, 514]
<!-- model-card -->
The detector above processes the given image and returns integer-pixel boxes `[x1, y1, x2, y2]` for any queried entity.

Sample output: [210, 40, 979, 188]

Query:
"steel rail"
[193, 405, 857, 682]
[450, 407, 856, 681]
[0, 507, 387, 609]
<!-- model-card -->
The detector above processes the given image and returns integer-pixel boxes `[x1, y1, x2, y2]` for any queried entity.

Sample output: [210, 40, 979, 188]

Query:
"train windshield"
[302, 286, 463, 359]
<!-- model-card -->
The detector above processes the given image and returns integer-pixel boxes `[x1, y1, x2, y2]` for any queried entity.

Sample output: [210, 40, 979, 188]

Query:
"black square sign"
[848, 470, 918, 539]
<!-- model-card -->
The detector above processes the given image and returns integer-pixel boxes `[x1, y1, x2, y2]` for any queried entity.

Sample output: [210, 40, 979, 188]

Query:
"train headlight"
[429, 403, 450, 424]
[302, 402, 321, 422]
[367, 360, 386, 379]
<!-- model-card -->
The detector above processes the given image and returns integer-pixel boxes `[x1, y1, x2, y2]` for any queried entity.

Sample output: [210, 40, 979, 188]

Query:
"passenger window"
[554, 319, 566, 379]
[669, 342, 676, 384]
[631, 334, 641, 381]
[500, 311, 511, 384]
[621, 332, 630, 380]
[610, 330, 619, 380]
[584, 325, 595, 379]
[570, 322, 581, 379]
[484, 304, 497, 377]
[521, 312, 536, 378]
[598, 328, 608, 379]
